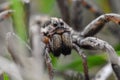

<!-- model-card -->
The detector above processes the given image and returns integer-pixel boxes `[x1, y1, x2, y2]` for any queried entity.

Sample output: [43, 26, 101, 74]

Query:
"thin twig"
[6, 32, 49, 80]
[0, 56, 22, 80]
[6, 32, 29, 67]
[0, 10, 13, 21]
[93, 63, 112, 80]
[29, 15, 46, 66]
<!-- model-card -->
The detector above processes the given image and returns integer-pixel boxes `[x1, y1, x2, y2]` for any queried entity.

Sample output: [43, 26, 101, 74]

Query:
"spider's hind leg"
[73, 43, 89, 80]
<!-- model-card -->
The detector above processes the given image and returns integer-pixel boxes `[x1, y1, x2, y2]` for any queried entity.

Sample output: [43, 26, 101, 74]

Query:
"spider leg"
[71, 0, 83, 31]
[80, 0, 103, 17]
[56, 0, 70, 24]
[77, 37, 120, 79]
[69, 0, 103, 16]
[73, 43, 89, 80]
[44, 48, 54, 80]
[81, 13, 120, 37]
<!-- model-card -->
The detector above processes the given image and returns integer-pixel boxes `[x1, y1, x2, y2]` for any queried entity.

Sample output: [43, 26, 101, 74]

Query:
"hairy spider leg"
[73, 43, 89, 80]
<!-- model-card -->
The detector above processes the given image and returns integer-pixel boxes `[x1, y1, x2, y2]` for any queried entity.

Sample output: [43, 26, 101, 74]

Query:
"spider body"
[40, 14, 120, 80]
[42, 17, 72, 57]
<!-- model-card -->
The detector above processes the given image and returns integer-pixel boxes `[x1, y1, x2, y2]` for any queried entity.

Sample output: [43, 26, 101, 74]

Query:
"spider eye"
[53, 23, 58, 27]
[60, 22, 64, 26]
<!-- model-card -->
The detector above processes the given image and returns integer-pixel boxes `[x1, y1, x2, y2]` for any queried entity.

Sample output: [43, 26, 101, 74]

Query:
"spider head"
[50, 17, 64, 28]
[41, 17, 72, 57]
[41, 17, 70, 35]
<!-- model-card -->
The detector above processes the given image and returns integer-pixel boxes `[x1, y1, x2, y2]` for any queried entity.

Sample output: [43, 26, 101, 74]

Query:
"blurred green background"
[0, 0, 120, 80]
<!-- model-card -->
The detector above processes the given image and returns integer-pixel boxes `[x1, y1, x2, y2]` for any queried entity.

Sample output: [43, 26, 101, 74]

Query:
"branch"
[6, 32, 29, 67]
[29, 15, 46, 68]
[6, 15, 50, 80]
[29, 15, 50, 48]
[111, 62, 120, 79]
[6, 32, 49, 80]
[0, 10, 13, 21]
[93, 63, 112, 80]
[0, 56, 22, 80]
[29, 15, 49, 49]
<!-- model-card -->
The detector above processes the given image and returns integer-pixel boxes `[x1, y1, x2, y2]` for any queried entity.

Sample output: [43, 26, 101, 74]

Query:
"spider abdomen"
[50, 32, 72, 57]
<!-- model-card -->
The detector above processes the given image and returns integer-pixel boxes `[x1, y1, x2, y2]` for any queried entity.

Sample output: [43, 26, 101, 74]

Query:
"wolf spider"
[41, 14, 120, 80]
[31, 0, 120, 80]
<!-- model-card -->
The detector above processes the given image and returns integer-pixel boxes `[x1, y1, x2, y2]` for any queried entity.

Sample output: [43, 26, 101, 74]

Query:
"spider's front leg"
[44, 47, 54, 80]
[73, 43, 89, 80]
[81, 13, 120, 37]
[76, 37, 120, 79]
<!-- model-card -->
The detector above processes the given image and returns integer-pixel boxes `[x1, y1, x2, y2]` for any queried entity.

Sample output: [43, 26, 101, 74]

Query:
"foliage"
[3, 73, 9, 80]
[95, 0, 112, 13]
[55, 52, 107, 72]
[38, 0, 55, 14]
[11, 0, 27, 41]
